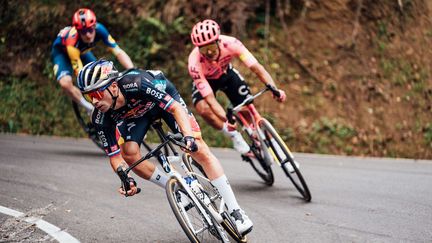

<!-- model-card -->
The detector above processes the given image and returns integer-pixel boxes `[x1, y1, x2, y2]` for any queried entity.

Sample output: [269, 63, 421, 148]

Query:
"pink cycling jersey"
[188, 35, 258, 97]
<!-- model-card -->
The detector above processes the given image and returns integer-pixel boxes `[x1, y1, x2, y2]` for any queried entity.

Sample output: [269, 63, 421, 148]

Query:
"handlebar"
[125, 133, 195, 175]
[117, 166, 141, 197]
[227, 84, 280, 123]
[266, 83, 281, 98]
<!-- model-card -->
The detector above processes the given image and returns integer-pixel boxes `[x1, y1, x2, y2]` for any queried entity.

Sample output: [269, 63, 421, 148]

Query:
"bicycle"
[117, 124, 247, 242]
[226, 84, 312, 202]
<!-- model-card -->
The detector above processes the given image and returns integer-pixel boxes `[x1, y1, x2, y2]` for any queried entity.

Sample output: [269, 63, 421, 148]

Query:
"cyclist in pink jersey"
[188, 19, 286, 154]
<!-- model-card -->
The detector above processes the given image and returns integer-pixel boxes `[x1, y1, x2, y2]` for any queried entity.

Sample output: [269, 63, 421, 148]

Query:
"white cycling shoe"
[231, 133, 250, 154]
[230, 209, 253, 235]
[283, 160, 300, 173]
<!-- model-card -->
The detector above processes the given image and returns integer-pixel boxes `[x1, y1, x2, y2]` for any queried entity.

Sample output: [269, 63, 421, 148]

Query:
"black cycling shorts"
[117, 94, 200, 145]
[191, 67, 251, 106]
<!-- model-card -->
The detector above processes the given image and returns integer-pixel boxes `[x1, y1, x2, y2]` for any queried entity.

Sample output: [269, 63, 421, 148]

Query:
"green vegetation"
[0, 77, 83, 137]
[307, 117, 357, 154]
[423, 123, 432, 147]
[1, 1, 431, 159]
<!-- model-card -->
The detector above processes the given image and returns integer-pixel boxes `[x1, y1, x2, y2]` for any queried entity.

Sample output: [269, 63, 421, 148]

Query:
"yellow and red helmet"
[72, 8, 96, 30]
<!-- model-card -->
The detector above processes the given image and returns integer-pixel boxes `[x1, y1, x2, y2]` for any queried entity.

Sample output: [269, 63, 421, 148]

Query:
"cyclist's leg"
[219, 67, 252, 153]
[163, 94, 253, 230]
[192, 81, 225, 130]
[221, 67, 251, 107]
[117, 116, 169, 188]
[52, 50, 93, 113]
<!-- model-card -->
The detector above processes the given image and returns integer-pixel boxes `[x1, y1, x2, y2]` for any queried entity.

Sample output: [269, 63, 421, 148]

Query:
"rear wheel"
[183, 154, 248, 243]
[259, 119, 311, 202]
[166, 177, 228, 242]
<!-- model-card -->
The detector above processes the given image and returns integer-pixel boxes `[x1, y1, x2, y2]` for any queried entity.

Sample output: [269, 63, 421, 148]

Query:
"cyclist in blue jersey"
[51, 8, 133, 115]
[77, 59, 253, 235]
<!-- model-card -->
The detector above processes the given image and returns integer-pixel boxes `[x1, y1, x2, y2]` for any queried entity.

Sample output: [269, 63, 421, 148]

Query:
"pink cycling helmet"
[72, 8, 96, 30]
[191, 19, 220, 47]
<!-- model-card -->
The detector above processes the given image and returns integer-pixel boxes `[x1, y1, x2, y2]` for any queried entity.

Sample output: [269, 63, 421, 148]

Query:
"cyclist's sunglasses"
[83, 84, 110, 102]
[79, 27, 95, 35]
[199, 42, 219, 56]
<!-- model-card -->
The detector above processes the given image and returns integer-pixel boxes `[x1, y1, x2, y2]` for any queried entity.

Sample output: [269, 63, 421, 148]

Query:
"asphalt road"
[0, 134, 431, 242]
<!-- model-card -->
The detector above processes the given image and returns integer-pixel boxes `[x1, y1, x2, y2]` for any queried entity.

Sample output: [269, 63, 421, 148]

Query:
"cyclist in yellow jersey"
[51, 8, 133, 115]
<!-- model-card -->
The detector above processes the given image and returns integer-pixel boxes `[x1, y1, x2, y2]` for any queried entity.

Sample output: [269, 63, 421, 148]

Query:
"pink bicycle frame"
[235, 103, 264, 132]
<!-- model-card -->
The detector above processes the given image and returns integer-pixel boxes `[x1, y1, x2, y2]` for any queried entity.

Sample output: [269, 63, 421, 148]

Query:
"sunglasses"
[199, 42, 219, 56]
[79, 27, 95, 35]
[83, 84, 110, 102]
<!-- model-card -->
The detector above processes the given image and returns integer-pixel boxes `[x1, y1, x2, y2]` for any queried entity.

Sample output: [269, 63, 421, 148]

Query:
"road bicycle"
[117, 123, 247, 243]
[226, 84, 311, 202]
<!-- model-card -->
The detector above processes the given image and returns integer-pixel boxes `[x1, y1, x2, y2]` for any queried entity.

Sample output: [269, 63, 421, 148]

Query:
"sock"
[221, 122, 239, 138]
[211, 174, 240, 213]
[149, 167, 169, 188]
[79, 97, 94, 113]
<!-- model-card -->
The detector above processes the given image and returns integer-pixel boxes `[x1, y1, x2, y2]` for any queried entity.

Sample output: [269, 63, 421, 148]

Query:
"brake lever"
[116, 167, 141, 197]
[227, 106, 236, 125]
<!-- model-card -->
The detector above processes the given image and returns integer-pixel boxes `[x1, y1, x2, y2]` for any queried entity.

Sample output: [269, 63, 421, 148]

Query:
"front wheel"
[259, 119, 312, 202]
[166, 177, 228, 242]
[241, 128, 275, 186]
[183, 154, 248, 243]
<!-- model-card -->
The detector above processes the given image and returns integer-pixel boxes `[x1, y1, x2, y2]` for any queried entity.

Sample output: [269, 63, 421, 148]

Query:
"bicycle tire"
[183, 154, 248, 243]
[259, 119, 312, 202]
[166, 177, 227, 242]
[241, 127, 275, 186]
[72, 101, 104, 150]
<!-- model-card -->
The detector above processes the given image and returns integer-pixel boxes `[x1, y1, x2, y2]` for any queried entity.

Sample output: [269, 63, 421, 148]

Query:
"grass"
[307, 117, 357, 154]
[0, 77, 83, 136]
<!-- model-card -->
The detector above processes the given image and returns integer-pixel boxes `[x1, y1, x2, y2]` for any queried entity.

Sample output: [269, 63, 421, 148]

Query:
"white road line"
[0, 205, 80, 243]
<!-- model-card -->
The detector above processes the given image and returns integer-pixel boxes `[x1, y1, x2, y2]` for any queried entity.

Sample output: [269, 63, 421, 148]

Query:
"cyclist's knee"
[121, 142, 140, 164]
[193, 138, 215, 163]
[58, 75, 73, 90]
[195, 101, 212, 117]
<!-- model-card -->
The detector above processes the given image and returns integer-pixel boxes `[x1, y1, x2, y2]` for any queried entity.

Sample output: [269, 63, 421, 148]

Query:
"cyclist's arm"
[168, 101, 194, 138]
[188, 51, 226, 121]
[98, 23, 134, 69]
[249, 62, 278, 89]
[113, 47, 134, 69]
[63, 27, 83, 75]
[66, 46, 83, 76]
[109, 153, 127, 173]
[204, 93, 227, 121]
[230, 37, 279, 89]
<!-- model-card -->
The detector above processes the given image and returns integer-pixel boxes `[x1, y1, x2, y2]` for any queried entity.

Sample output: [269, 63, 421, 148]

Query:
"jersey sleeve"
[62, 27, 83, 75]
[188, 49, 213, 98]
[226, 37, 258, 68]
[96, 23, 121, 55]
[66, 46, 83, 75]
[140, 76, 175, 111]
[91, 109, 121, 157]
